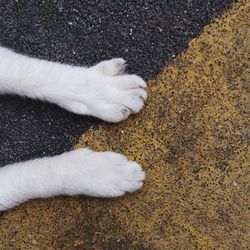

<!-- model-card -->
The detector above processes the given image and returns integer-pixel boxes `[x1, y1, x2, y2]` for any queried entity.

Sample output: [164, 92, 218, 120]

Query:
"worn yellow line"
[74, 1, 249, 248]
[173, 219, 224, 249]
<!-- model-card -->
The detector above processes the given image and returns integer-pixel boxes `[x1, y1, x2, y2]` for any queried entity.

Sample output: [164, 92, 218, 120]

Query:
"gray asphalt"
[0, 0, 232, 166]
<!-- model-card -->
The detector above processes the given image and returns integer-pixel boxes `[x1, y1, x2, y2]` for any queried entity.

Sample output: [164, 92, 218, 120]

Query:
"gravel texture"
[0, 0, 232, 166]
[1, 1, 249, 248]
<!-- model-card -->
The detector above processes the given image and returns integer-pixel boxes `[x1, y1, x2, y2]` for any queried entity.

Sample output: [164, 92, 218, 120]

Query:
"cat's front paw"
[67, 149, 145, 197]
[52, 59, 148, 122]
[85, 59, 147, 122]
[94, 58, 127, 76]
[88, 73, 148, 122]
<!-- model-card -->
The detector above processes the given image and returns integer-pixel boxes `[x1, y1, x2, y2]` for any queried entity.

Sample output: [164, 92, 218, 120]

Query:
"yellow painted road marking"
[74, 0, 250, 248]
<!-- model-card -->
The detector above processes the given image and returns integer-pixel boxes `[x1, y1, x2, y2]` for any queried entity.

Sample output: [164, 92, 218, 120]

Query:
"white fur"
[0, 47, 147, 211]
[0, 47, 147, 122]
[0, 148, 145, 211]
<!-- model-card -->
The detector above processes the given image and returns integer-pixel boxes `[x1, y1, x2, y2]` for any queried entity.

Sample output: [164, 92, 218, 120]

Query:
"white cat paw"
[0, 148, 145, 211]
[95, 58, 127, 76]
[66, 149, 145, 197]
[87, 73, 148, 122]
[51, 59, 147, 122]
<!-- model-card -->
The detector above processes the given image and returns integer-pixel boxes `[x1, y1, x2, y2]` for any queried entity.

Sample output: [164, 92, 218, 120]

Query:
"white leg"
[0, 148, 145, 211]
[0, 47, 147, 122]
[0, 48, 147, 211]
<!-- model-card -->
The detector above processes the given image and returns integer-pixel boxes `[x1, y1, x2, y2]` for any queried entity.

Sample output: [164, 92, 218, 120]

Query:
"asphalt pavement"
[1, 0, 249, 249]
[0, 0, 232, 166]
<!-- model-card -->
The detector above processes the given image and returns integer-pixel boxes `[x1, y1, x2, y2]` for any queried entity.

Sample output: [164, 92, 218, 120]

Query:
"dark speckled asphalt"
[0, 0, 232, 166]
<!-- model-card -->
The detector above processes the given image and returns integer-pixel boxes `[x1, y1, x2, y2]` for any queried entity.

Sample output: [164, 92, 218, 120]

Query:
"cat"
[0, 46, 147, 211]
